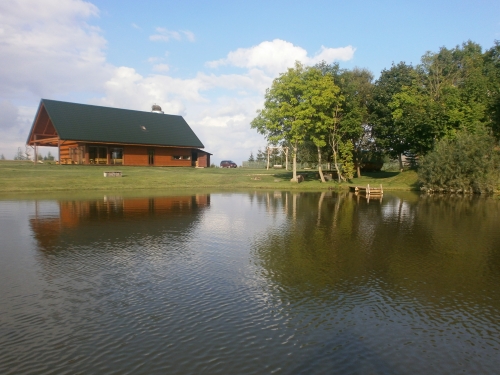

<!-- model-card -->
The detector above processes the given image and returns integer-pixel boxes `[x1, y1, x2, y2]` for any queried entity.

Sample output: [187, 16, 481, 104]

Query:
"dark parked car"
[220, 160, 237, 168]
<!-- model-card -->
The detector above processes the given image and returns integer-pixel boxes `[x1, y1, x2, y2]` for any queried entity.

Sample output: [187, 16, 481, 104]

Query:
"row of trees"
[251, 40, 500, 188]
[12, 147, 55, 161]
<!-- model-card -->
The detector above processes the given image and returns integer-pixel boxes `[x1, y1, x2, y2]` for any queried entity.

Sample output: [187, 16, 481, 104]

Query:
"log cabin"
[26, 99, 211, 167]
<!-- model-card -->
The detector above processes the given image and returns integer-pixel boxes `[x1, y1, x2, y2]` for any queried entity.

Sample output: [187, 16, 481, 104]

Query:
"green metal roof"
[39, 99, 204, 148]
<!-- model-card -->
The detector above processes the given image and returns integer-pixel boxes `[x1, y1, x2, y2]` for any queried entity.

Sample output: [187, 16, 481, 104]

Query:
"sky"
[1, 0, 500, 164]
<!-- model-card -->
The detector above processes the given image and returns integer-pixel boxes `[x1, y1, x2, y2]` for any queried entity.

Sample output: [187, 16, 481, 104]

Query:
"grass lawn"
[0, 160, 420, 193]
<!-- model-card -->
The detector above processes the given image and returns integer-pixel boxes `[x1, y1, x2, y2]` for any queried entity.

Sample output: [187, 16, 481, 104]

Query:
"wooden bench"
[103, 171, 122, 177]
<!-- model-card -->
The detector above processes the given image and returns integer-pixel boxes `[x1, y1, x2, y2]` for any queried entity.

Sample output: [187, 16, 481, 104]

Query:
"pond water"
[0, 191, 499, 374]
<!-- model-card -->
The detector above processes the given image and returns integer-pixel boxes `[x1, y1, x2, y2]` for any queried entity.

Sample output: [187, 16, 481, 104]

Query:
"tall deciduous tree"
[336, 68, 374, 177]
[370, 62, 416, 170]
[251, 62, 310, 181]
[304, 68, 342, 182]
[387, 70, 441, 156]
[484, 40, 500, 138]
[315, 63, 373, 181]
[252, 62, 343, 182]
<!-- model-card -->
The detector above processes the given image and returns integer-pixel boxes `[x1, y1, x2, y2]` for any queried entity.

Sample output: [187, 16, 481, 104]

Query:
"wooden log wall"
[59, 142, 80, 164]
[197, 153, 209, 168]
[154, 147, 192, 167]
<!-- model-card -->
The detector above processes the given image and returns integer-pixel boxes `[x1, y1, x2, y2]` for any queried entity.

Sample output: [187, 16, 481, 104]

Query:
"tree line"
[11, 147, 55, 161]
[251, 40, 500, 191]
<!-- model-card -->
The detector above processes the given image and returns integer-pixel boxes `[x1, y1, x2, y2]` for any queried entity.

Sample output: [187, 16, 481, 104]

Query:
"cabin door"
[148, 149, 155, 165]
[191, 151, 198, 167]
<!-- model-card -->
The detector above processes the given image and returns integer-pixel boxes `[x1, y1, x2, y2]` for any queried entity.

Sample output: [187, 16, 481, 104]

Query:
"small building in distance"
[26, 99, 211, 167]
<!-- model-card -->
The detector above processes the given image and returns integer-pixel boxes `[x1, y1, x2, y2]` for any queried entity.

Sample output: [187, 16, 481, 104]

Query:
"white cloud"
[0, 102, 36, 159]
[131, 23, 142, 30]
[91, 67, 210, 116]
[152, 64, 170, 72]
[312, 45, 355, 64]
[182, 30, 195, 42]
[0, 100, 19, 131]
[207, 39, 355, 75]
[197, 114, 246, 128]
[149, 27, 195, 42]
[0, 0, 111, 99]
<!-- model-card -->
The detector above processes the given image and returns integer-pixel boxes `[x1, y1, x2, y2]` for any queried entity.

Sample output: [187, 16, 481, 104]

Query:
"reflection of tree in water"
[251, 192, 500, 308]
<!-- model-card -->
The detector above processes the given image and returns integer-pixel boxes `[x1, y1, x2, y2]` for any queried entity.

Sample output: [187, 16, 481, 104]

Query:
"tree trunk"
[317, 147, 325, 183]
[292, 143, 298, 182]
[354, 150, 362, 178]
[398, 153, 403, 171]
[332, 148, 342, 182]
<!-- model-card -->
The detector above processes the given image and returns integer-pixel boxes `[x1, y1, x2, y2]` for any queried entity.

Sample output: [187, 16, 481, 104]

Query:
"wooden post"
[58, 139, 61, 165]
[33, 135, 37, 166]
[367, 184, 370, 195]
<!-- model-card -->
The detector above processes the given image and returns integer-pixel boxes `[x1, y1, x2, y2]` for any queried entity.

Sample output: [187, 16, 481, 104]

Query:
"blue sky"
[1, 0, 499, 163]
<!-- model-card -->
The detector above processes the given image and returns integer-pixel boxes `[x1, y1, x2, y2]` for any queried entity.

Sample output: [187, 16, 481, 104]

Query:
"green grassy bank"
[0, 160, 419, 193]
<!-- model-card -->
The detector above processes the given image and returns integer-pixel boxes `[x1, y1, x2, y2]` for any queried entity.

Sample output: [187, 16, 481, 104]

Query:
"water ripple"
[1, 193, 500, 374]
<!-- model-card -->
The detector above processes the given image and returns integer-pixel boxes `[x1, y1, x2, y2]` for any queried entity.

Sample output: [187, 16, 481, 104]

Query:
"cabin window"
[89, 146, 107, 164]
[173, 155, 191, 160]
[111, 148, 123, 165]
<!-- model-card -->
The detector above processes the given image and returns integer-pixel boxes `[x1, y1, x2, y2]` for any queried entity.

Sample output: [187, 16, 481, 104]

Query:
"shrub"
[418, 127, 499, 193]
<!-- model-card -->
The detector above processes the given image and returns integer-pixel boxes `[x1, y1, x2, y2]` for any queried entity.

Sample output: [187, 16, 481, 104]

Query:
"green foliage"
[338, 68, 375, 173]
[372, 41, 500, 163]
[43, 151, 55, 161]
[248, 152, 255, 162]
[370, 62, 416, 160]
[256, 148, 267, 162]
[339, 140, 355, 180]
[251, 62, 309, 145]
[483, 40, 500, 138]
[13, 147, 26, 160]
[418, 128, 499, 193]
[251, 62, 343, 181]
[251, 62, 311, 180]
[250, 40, 500, 185]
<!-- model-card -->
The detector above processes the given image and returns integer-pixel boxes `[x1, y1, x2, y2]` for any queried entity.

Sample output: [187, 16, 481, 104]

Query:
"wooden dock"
[349, 184, 383, 196]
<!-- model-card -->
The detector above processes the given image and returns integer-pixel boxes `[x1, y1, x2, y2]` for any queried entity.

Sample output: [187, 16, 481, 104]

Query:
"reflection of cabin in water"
[27, 99, 211, 167]
[30, 195, 210, 251]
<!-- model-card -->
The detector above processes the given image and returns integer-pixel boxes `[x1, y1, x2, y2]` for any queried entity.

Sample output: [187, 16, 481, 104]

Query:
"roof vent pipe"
[151, 104, 164, 114]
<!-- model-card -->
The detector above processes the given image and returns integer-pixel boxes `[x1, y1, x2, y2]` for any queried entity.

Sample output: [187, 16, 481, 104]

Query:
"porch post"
[33, 135, 37, 166]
